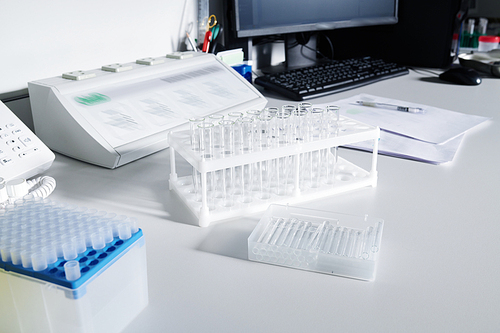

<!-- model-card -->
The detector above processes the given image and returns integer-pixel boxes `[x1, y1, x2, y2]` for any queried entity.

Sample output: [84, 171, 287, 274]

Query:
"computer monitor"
[230, 0, 399, 70]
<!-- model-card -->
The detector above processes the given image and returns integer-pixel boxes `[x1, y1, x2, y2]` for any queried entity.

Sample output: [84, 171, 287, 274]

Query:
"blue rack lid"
[1, 230, 144, 290]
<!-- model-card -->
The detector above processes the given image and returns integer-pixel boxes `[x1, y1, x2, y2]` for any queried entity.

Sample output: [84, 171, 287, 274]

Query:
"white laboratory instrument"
[0, 100, 55, 181]
[28, 52, 267, 168]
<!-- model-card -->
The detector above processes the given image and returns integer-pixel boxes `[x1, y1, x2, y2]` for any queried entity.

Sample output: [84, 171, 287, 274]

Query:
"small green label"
[74, 93, 110, 106]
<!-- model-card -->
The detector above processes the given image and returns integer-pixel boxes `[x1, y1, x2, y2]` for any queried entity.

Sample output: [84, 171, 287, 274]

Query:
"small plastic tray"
[248, 204, 384, 281]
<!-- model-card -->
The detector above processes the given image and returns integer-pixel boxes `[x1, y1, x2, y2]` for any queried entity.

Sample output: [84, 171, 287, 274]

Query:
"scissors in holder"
[202, 14, 217, 53]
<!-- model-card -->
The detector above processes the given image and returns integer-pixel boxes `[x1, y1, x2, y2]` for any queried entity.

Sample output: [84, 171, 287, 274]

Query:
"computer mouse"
[439, 67, 482, 85]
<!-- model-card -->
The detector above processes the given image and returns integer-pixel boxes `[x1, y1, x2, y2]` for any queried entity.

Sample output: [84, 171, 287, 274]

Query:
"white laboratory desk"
[38, 69, 500, 332]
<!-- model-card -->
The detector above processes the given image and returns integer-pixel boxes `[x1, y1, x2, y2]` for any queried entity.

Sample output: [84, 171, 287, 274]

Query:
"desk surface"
[43, 70, 500, 332]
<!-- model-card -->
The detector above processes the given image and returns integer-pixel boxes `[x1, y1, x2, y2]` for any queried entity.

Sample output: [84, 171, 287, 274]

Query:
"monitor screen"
[234, 0, 399, 38]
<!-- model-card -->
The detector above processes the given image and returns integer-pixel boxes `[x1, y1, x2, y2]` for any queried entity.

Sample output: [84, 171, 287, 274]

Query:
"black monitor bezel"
[233, 0, 399, 38]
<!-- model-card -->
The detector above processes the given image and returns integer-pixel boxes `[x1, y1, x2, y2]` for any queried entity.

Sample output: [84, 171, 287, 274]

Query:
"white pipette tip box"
[248, 204, 384, 281]
[0, 198, 148, 333]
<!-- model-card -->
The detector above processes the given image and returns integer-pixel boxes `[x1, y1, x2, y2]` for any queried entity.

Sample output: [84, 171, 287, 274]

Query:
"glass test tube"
[269, 218, 285, 245]
[351, 230, 363, 258]
[197, 122, 215, 209]
[328, 226, 342, 254]
[263, 107, 279, 117]
[326, 105, 340, 134]
[310, 107, 325, 139]
[239, 117, 254, 152]
[257, 217, 278, 243]
[291, 221, 311, 249]
[321, 224, 335, 253]
[323, 146, 336, 185]
[232, 165, 243, 196]
[213, 169, 223, 200]
[247, 110, 262, 147]
[262, 217, 282, 244]
[311, 150, 322, 188]
[276, 156, 290, 196]
[240, 164, 253, 203]
[276, 109, 291, 146]
[326, 105, 340, 181]
[247, 109, 262, 118]
[220, 120, 235, 155]
[189, 117, 205, 151]
[371, 221, 383, 252]
[222, 167, 234, 207]
[192, 168, 201, 202]
[292, 108, 308, 142]
[258, 159, 271, 199]
[296, 102, 311, 142]
[361, 226, 373, 259]
[282, 219, 299, 247]
[227, 112, 243, 148]
[336, 228, 349, 256]
[276, 220, 293, 246]
[258, 114, 273, 148]
[209, 114, 225, 148]
[343, 229, 355, 257]
[198, 122, 214, 159]
[306, 221, 327, 250]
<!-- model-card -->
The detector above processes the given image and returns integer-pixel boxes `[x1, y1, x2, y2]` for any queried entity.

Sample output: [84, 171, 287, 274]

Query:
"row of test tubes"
[186, 104, 343, 207]
[0, 196, 139, 280]
[253, 217, 383, 261]
[190, 151, 338, 208]
[189, 103, 341, 158]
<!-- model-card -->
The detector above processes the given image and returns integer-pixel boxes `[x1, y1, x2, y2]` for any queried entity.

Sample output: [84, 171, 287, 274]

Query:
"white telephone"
[0, 100, 56, 204]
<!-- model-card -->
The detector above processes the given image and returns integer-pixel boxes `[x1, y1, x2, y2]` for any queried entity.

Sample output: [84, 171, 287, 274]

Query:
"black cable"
[300, 43, 330, 61]
[320, 33, 334, 60]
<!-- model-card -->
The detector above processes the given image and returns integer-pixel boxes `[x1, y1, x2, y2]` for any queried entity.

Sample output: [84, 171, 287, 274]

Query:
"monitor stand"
[260, 33, 318, 74]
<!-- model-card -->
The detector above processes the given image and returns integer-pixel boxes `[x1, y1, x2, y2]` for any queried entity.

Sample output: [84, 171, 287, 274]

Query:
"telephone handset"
[0, 100, 56, 203]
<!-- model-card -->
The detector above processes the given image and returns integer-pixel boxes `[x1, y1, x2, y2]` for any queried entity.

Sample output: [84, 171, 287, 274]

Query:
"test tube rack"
[248, 204, 384, 281]
[0, 198, 148, 333]
[169, 112, 380, 227]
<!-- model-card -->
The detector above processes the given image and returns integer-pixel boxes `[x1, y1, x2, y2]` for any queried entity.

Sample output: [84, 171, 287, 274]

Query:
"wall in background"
[0, 0, 197, 99]
[0, 0, 197, 127]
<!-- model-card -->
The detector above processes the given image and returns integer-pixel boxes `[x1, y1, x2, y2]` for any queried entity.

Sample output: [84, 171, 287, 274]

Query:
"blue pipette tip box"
[248, 204, 384, 281]
[0, 199, 148, 333]
[232, 63, 252, 83]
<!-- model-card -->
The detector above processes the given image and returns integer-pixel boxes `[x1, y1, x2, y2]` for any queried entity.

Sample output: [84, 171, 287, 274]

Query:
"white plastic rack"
[169, 107, 380, 227]
[248, 204, 384, 281]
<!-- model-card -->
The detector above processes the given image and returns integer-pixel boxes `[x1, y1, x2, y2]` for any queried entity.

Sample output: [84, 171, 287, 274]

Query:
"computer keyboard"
[254, 56, 409, 101]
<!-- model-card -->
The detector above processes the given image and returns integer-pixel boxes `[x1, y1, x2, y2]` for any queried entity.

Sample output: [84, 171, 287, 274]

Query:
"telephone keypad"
[1, 122, 40, 166]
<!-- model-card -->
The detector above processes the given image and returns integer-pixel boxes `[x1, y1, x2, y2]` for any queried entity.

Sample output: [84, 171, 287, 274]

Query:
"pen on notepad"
[356, 101, 425, 114]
